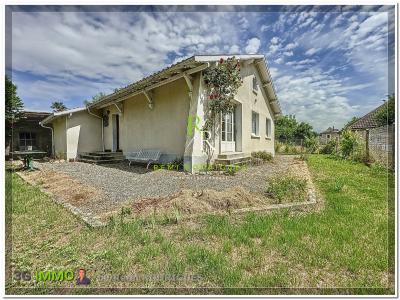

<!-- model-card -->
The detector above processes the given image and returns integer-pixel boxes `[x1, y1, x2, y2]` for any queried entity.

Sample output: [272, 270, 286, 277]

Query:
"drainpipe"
[87, 106, 105, 151]
[39, 121, 54, 157]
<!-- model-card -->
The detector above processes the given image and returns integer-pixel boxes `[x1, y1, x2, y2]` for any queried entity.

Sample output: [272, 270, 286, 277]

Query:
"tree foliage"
[84, 92, 107, 106]
[374, 94, 395, 126]
[275, 115, 317, 143]
[5, 75, 24, 125]
[51, 101, 67, 112]
[340, 130, 358, 158]
[203, 57, 242, 130]
[343, 116, 359, 129]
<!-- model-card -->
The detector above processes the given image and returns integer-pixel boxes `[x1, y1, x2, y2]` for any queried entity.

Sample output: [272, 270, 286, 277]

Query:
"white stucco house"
[40, 55, 281, 172]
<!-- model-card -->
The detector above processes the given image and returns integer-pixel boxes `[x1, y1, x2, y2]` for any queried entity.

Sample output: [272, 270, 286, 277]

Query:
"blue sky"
[7, 5, 395, 132]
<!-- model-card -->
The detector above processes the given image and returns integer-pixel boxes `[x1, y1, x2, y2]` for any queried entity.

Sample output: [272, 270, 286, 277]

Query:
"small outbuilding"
[40, 107, 102, 160]
[7, 111, 52, 156]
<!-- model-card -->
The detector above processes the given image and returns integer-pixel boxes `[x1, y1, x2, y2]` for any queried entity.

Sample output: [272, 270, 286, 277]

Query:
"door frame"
[112, 114, 120, 152]
[220, 110, 236, 153]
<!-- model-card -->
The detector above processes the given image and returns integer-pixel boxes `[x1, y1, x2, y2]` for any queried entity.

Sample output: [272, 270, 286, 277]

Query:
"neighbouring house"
[349, 102, 395, 169]
[348, 102, 385, 137]
[40, 55, 281, 172]
[319, 126, 340, 145]
[6, 111, 52, 157]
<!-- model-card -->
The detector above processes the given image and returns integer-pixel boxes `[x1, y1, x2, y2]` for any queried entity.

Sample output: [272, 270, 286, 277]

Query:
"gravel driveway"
[36, 155, 298, 215]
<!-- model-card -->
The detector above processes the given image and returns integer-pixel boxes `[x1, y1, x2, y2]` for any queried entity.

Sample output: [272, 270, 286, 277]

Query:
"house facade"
[319, 126, 340, 145]
[41, 55, 281, 172]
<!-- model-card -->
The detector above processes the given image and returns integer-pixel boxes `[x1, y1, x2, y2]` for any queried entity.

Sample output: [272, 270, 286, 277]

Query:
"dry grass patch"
[18, 169, 103, 207]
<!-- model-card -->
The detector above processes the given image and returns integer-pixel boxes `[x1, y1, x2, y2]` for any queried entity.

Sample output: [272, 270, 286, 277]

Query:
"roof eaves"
[90, 56, 198, 109]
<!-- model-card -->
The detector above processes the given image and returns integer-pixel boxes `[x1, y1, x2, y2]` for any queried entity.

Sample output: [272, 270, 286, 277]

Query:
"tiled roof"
[349, 102, 386, 130]
[320, 127, 340, 134]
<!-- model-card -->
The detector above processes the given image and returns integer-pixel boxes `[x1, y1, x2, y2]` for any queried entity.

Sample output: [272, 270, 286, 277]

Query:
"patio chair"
[126, 149, 161, 169]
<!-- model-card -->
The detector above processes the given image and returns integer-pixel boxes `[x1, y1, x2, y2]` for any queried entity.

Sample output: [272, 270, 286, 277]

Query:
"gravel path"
[36, 155, 297, 214]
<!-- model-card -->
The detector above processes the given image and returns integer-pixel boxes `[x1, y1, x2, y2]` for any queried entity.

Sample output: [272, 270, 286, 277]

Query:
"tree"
[84, 92, 107, 106]
[5, 75, 24, 126]
[275, 115, 316, 143]
[343, 116, 359, 129]
[51, 101, 67, 112]
[295, 122, 315, 140]
[374, 94, 395, 126]
[275, 115, 298, 142]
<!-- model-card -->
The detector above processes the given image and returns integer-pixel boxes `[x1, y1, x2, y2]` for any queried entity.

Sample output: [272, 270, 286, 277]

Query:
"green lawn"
[6, 155, 394, 295]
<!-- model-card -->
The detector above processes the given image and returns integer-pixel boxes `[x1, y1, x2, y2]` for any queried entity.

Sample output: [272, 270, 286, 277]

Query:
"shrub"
[320, 140, 337, 154]
[340, 130, 358, 158]
[251, 151, 273, 162]
[266, 175, 308, 203]
[304, 136, 319, 153]
[275, 142, 282, 153]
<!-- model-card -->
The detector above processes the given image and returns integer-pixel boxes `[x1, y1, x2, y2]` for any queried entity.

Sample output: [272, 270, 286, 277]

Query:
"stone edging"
[15, 172, 106, 227]
[15, 158, 319, 227]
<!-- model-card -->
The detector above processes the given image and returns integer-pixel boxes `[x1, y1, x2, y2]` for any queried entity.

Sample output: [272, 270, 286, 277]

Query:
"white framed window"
[251, 111, 259, 136]
[266, 118, 272, 138]
[252, 76, 258, 92]
[19, 132, 36, 150]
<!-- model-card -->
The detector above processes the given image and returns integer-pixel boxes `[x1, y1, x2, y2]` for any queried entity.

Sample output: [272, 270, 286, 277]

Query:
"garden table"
[11, 150, 47, 171]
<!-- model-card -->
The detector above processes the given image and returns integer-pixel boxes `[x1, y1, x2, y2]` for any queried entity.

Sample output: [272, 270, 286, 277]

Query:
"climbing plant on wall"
[203, 57, 242, 131]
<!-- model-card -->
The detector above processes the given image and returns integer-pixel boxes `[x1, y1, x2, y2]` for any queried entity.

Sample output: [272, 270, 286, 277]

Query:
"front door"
[221, 111, 235, 152]
[112, 114, 120, 151]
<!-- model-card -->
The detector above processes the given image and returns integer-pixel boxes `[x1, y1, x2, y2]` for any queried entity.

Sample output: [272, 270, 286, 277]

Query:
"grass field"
[5, 155, 394, 295]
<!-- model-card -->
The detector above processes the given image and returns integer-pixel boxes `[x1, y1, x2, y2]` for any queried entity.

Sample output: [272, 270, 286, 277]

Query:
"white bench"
[126, 149, 161, 169]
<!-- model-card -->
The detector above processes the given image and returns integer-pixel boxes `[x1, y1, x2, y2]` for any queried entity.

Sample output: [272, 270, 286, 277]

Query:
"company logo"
[13, 268, 90, 285]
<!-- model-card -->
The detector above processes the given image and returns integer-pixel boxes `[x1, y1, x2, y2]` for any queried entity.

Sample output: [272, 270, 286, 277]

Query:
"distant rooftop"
[320, 126, 340, 134]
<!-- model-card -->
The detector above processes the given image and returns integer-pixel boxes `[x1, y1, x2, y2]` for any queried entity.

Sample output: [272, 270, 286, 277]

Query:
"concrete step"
[85, 151, 124, 157]
[214, 156, 251, 166]
[217, 152, 246, 160]
[77, 158, 124, 164]
[79, 154, 116, 160]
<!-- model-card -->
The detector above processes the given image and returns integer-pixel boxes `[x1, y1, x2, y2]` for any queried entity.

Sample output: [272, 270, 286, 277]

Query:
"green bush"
[340, 130, 358, 158]
[320, 140, 337, 154]
[251, 151, 273, 162]
[266, 175, 308, 203]
[304, 136, 319, 153]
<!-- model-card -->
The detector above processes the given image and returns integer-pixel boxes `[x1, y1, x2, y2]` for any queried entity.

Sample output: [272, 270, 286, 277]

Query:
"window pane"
[227, 132, 232, 141]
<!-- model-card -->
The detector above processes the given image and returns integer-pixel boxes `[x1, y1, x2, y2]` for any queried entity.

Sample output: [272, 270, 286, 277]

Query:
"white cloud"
[261, 24, 270, 32]
[283, 51, 293, 57]
[229, 44, 240, 53]
[245, 37, 261, 54]
[11, 11, 241, 109]
[271, 36, 279, 44]
[284, 42, 298, 50]
[305, 47, 320, 56]
[274, 58, 284, 64]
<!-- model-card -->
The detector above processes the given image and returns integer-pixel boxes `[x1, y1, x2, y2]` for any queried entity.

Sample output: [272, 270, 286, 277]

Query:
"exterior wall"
[319, 132, 340, 145]
[65, 110, 102, 160]
[53, 117, 67, 159]
[51, 110, 102, 160]
[207, 63, 276, 157]
[102, 78, 190, 162]
[369, 124, 395, 169]
[236, 63, 275, 156]
[353, 125, 395, 169]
